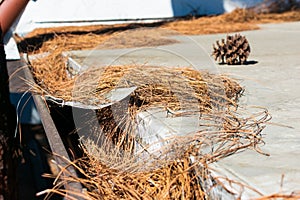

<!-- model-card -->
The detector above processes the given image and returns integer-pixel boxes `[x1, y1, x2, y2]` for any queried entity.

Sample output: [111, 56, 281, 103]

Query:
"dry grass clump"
[29, 47, 243, 110]
[16, 9, 300, 54]
[24, 8, 300, 199]
[18, 27, 177, 54]
[42, 152, 209, 200]
[28, 49, 74, 100]
[256, 192, 300, 200]
[257, 10, 300, 23]
[28, 43, 269, 200]
[38, 99, 271, 200]
[39, 105, 271, 200]
[162, 9, 300, 35]
[252, 0, 300, 14]
[38, 33, 113, 53]
[72, 65, 242, 110]
[161, 9, 260, 35]
[35, 29, 177, 54]
[28, 47, 274, 200]
[21, 6, 300, 200]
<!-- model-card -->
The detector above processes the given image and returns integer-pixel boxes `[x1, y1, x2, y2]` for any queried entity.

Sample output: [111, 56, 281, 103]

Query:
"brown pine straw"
[28, 47, 243, 110]
[28, 48, 275, 199]
[255, 192, 300, 200]
[21, 9, 300, 38]
[23, 9, 300, 199]
[16, 9, 300, 54]
[38, 104, 271, 200]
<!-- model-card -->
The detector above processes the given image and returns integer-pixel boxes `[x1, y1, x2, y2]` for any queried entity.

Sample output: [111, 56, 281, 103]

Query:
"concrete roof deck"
[67, 21, 300, 198]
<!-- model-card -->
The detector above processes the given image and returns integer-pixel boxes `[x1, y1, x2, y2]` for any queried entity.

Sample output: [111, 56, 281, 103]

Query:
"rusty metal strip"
[22, 59, 84, 198]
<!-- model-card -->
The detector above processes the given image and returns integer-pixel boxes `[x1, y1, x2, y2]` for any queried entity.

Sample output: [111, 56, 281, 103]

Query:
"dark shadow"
[244, 60, 258, 65]
[7, 60, 57, 199]
[217, 60, 258, 66]
[171, 0, 224, 17]
[17, 21, 168, 53]
[0, 30, 19, 200]
[16, 124, 55, 200]
[47, 103, 83, 160]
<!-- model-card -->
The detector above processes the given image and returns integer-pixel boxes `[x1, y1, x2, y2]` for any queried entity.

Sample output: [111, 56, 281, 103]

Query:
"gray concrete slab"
[188, 21, 300, 197]
[68, 21, 300, 198]
[67, 32, 219, 72]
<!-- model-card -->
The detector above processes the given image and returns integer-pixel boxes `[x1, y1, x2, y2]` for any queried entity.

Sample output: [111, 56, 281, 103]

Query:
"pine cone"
[212, 34, 251, 65]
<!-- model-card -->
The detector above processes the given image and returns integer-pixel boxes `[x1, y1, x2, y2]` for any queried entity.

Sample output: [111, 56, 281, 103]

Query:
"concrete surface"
[197, 22, 300, 197]
[68, 21, 300, 198]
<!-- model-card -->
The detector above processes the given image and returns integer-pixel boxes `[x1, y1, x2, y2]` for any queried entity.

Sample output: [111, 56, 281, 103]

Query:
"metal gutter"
[22, 56, 84, 199]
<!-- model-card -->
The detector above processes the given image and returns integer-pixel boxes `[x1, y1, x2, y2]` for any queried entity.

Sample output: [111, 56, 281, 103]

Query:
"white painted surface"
[7, 0, 265, 58]
[15, 0, 263, 36]
[223, 0, 263, 12]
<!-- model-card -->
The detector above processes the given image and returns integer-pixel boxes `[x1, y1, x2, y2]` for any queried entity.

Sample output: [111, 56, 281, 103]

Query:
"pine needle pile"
[29, 49, 243, 109]
[39, 106, 271, 200]
[212, 34, 251, 65]
[27, 48, 273, 199]
[19, 7, 300, 199]
[252, 0, 300, 14]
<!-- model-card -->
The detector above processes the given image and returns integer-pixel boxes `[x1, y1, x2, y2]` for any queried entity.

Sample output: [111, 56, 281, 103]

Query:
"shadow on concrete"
[217, 60, 258, 66]
[244, 60, 258, 65]
[17, 21, 167, 53]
